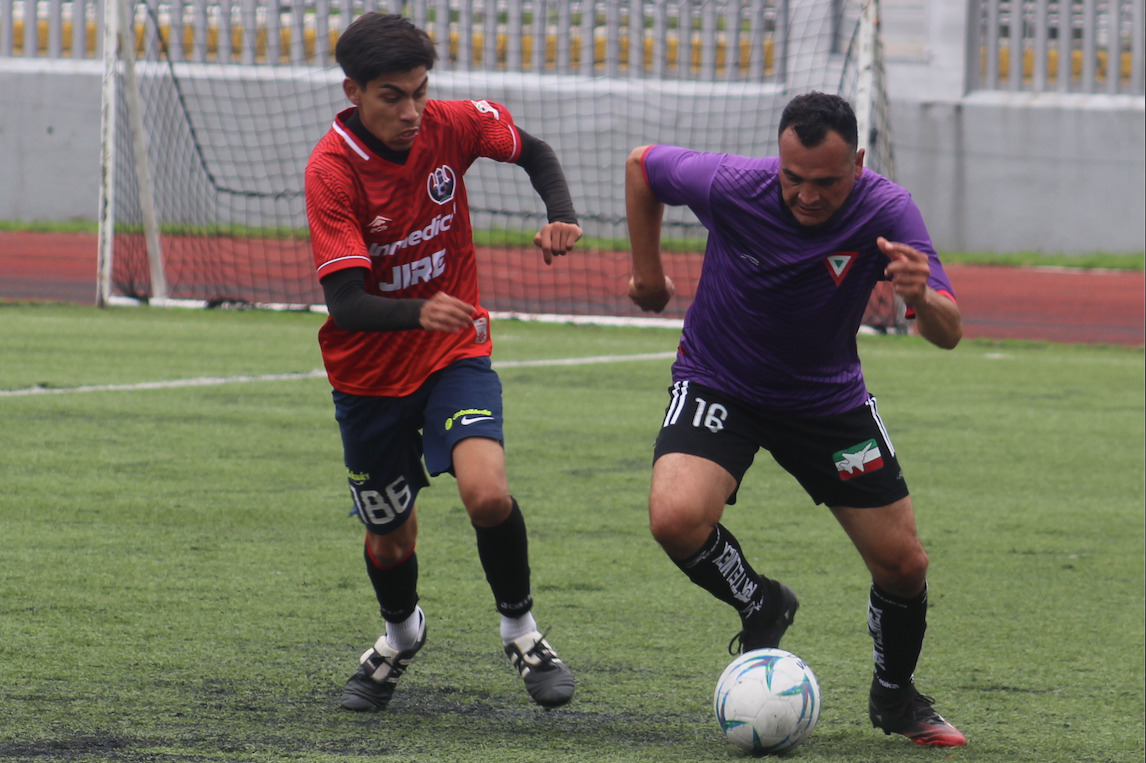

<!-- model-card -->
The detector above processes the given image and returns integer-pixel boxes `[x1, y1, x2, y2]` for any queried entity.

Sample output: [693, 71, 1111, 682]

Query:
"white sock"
[385, 606, 424, 651]
[500, 611, 538, 644]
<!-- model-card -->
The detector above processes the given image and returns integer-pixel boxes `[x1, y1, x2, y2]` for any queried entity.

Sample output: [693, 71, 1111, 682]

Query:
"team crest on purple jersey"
[824, 252, 858, 286]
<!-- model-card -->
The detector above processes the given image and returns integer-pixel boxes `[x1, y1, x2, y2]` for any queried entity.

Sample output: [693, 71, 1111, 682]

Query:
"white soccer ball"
[714, 648, 822, 755]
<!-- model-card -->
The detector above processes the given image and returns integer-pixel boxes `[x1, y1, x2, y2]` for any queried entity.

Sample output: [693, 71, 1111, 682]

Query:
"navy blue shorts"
[653, 380, 910, 508]
[333, 357, 504, 533]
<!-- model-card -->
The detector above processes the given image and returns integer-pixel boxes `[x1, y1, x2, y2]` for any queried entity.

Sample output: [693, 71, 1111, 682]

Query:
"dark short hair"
[335, 12, 438, 85]
[778, 92, 859, 149]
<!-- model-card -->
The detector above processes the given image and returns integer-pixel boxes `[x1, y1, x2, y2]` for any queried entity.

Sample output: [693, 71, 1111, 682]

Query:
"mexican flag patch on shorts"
[834, 439, 884, 480]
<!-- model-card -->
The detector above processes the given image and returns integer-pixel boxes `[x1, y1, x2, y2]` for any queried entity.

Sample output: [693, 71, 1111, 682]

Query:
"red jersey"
[305, 99, 522, 396]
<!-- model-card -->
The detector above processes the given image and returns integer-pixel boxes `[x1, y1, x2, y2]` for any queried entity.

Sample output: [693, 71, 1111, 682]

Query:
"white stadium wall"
[889, 92, 1144, 254]
[880, 0, 1145, 254]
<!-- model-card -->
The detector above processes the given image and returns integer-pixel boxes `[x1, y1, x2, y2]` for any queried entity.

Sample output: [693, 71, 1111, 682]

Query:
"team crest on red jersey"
[427, 165, 457, 205]
[824, 251, 858, 286]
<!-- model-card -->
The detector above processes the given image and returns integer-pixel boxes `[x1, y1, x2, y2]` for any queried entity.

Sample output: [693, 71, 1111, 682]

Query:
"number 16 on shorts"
[665, 380, 729, 433]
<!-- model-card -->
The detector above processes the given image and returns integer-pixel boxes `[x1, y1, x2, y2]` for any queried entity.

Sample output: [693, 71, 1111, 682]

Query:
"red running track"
[1, 231, 1141, 346]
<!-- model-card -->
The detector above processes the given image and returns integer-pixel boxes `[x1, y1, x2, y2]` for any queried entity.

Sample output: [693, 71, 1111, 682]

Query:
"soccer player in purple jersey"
[625, 92, 967, 747]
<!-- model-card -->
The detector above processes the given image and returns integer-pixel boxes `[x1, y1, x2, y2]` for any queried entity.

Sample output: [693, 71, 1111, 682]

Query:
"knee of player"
[648, 502, 701, 549]
[365, 528, 416, 568]
[462, 489, 513, 527]
[905, 547, 930, 579]
[875, 548, 929, 591]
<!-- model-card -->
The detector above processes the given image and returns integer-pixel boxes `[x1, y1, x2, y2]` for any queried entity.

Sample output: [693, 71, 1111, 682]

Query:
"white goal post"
[97, 0, 905, 331]
[99, 0, 167, 305]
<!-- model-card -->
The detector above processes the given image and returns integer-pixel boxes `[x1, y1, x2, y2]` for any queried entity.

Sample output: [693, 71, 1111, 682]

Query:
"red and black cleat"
[869, 678, 967, 747]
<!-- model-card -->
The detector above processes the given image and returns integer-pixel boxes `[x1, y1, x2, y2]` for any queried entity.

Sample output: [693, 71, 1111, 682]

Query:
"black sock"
[672, 524, 779, 624]
[473, 498, 533, 617]
[868, 582, 928, 691]
[364, 540, 419, 623]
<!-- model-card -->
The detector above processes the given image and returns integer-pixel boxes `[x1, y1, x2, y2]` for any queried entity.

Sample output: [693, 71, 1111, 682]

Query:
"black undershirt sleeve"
[321, 267, 424, 332]
[321, 125, 572, 333]
[515, 128, 578, 225]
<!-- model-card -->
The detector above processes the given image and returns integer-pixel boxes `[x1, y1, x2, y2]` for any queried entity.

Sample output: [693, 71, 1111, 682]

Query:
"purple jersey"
[642, 145, 955, 416]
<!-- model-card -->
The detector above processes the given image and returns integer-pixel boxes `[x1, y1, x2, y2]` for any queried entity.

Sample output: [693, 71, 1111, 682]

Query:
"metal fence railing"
[2, 0, 1143, 94]
[0, 0, 797, 82]
[968, 0, 1145, 94]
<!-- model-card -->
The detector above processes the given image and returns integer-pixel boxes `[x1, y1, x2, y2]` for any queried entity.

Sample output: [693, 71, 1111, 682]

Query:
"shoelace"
[517, 629, 559, 669]
[911, 693, 945, 722]
[727, 631, 748, 656]
[528, 629, 555, 658]
[878, 688, 939, 722]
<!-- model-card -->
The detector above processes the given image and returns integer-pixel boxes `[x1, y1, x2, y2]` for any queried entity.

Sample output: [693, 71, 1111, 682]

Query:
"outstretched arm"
[879, 237, 963, 349]
[322, 268, 474, 333]
[516, 128, 583, 264]
[625, 146, 675, 313]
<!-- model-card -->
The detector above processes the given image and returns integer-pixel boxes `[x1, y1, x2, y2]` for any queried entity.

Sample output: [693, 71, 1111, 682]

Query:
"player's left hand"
[534, 221, 583, 265]
[628, 273, 675, 313]
[879, 236, 930, 306]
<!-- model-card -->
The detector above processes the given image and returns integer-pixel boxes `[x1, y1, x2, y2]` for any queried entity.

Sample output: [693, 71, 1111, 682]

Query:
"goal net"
[98, 0, 904, 330]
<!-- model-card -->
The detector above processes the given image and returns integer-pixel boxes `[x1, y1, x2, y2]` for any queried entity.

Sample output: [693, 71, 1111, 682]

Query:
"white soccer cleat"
[340, 608, 427, 712]
[504, 630, 575, 708]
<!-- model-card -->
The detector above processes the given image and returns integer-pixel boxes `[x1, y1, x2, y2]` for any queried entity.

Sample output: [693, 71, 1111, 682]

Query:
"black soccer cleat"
[869, 676, 967, 747]
[340, 608, 427, 712]
[504, 630, 575, 708]
[728, 582, 799, 655]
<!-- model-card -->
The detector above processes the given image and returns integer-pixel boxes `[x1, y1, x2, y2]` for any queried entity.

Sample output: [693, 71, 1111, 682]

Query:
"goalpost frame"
[95, 0, 118, 307]
[95, 0, 905, 331]
[98, 0, 167, 306]
[855, 0, 893, 180]
[854, 0, 907, 332]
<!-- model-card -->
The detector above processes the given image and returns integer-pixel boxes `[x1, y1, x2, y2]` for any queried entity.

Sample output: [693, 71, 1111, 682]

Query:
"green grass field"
[1, 303, 1143, 762]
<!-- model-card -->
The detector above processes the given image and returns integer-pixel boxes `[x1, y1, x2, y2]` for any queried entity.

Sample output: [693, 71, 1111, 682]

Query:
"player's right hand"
[628, 274, 675, 313]
[878, 236, 930, 306]
[420, 292, 475, 332]
[533, 221, 583, 265]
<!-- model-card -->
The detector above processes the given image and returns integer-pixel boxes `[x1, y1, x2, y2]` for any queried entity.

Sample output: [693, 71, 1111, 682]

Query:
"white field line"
[496, 352, 675, 368]
[105, 299, 687, 330]
[0, 352, 677, 398]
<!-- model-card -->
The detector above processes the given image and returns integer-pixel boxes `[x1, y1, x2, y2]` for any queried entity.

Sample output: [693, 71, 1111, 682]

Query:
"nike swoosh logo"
[460, 415, 494, 425]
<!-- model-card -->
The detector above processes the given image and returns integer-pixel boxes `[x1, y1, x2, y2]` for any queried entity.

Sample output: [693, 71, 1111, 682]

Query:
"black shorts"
[653, 380, 910, 508]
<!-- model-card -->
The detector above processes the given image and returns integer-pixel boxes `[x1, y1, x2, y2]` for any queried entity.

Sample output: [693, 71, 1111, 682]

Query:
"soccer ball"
[714, 648, 821, 755]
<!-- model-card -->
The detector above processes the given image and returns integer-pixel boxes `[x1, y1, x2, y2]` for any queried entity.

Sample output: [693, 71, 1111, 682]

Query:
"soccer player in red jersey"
[305, 12, 580, 712]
